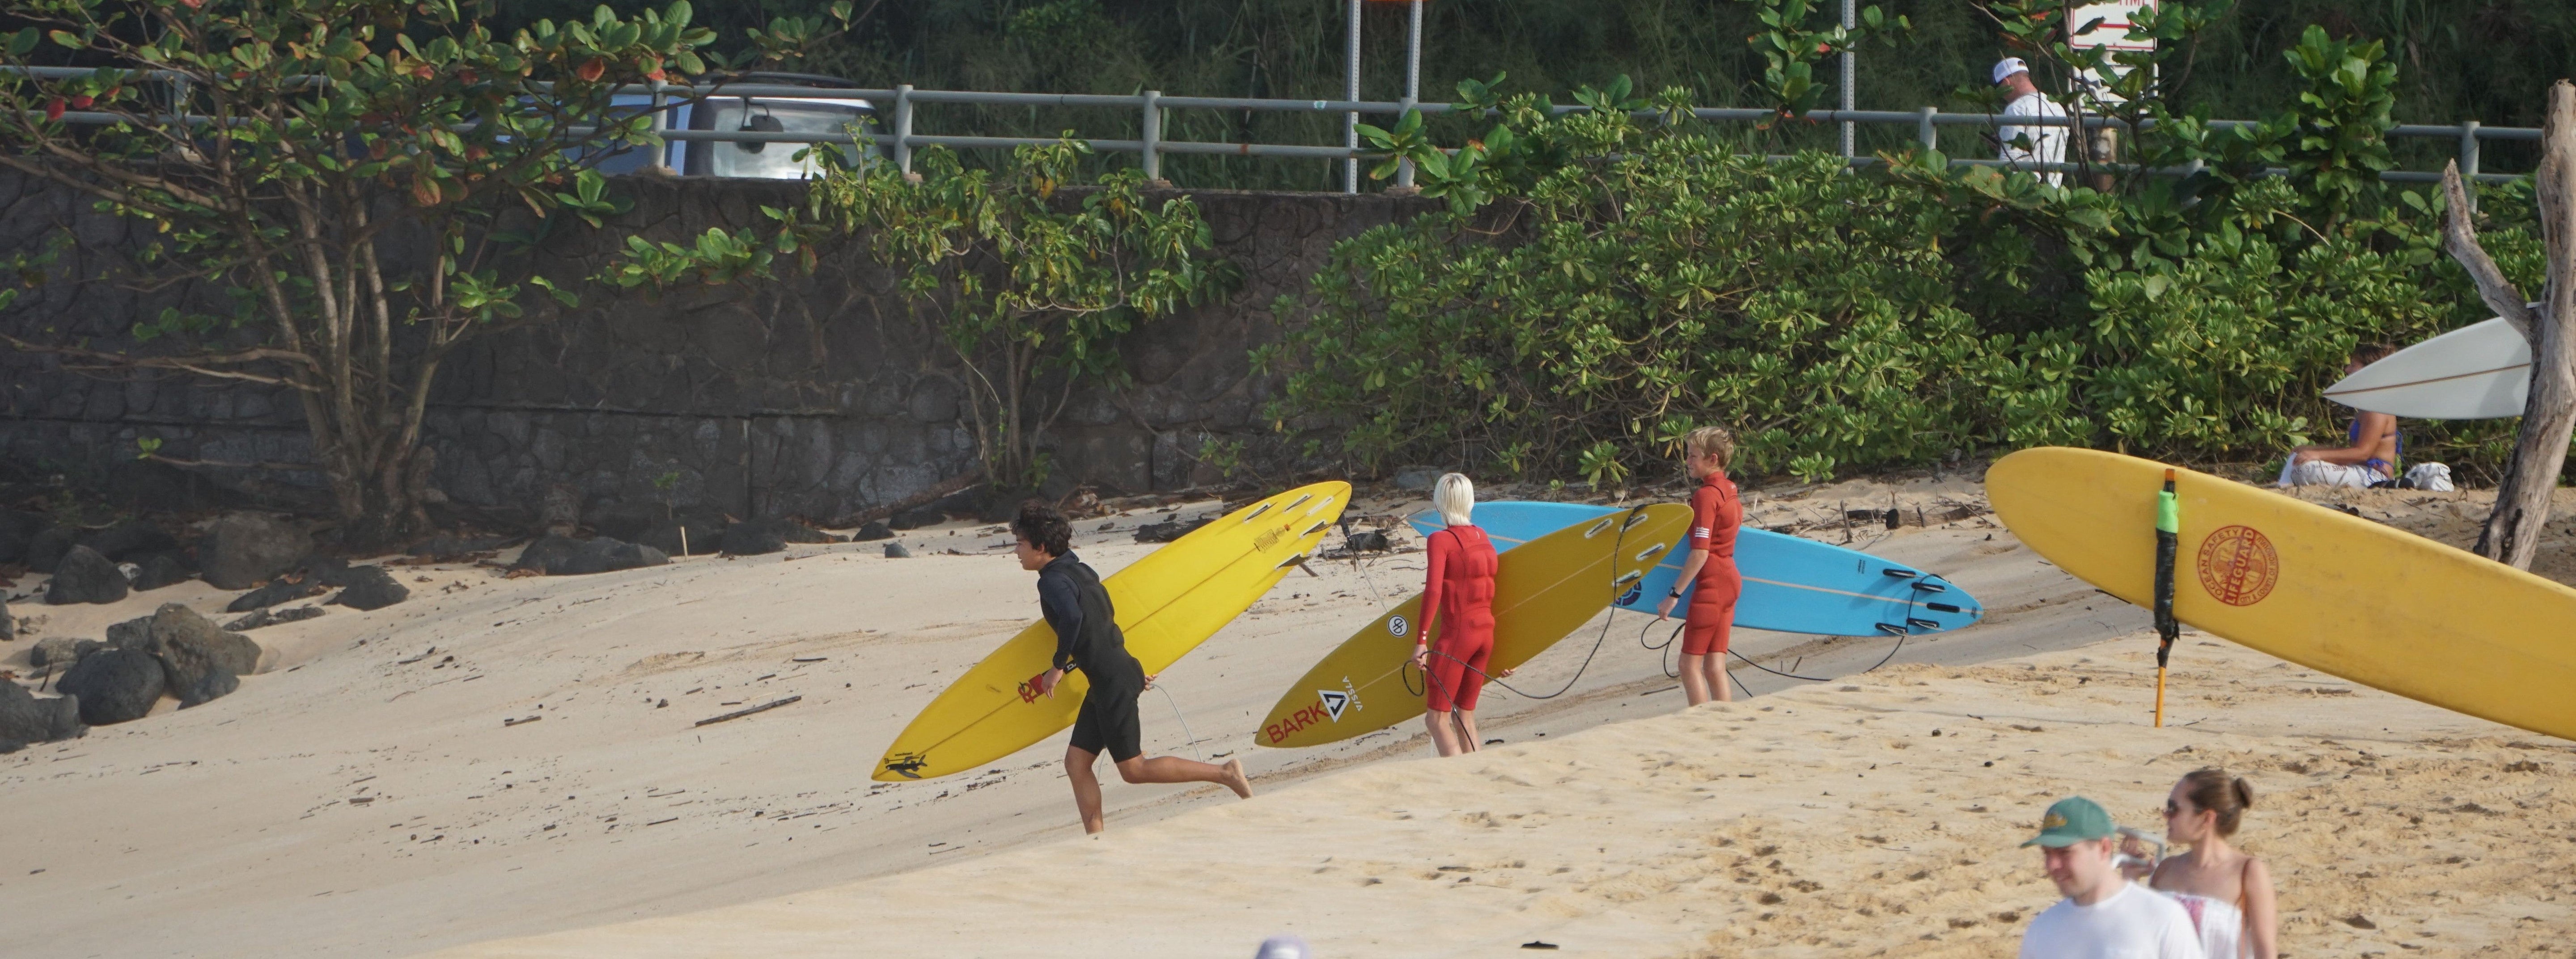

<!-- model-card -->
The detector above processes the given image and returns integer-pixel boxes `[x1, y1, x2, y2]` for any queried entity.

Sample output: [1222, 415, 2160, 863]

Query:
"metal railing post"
[1917, 106, 1937, 153]
[1344, 0, 1361, 194]
[2460, 119, 2481, 213]
[893, 84, 916, 181]
[1394, 0, 1423, 192]
[1141, 89, 1166, 185]
[647, 80, 671, 172]
[1839, 0, 1856, 160]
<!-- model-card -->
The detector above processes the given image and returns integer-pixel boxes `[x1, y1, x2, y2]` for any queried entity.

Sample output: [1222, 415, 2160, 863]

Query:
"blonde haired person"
[1412, 473, 1501, 756]
[2126, 768, 2278, 959]
[1654, 426, 1744, 706]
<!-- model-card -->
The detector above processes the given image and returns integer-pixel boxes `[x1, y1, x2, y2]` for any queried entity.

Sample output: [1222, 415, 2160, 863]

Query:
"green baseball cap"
[2021, 796, 2116, 848]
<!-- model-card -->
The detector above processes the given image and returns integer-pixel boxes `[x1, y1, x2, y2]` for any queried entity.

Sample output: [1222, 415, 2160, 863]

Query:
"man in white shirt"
[2018, 796, 2207, 959]
[1995, 57, 2070, 186]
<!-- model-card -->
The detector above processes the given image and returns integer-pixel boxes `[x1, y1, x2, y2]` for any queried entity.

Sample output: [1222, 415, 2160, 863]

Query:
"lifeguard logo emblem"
[1387, 615, 1410, 638]
[2041, 811, 2068, 830]
[1318, 689, 1351, 721]
[2197, 525, 2279, 607]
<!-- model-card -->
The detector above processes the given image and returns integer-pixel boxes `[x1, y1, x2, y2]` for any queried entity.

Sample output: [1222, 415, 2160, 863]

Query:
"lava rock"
[132, 553, 192, 591]
[585, 501, 660, 543]
[225, 573, 330, 613]
[80, 519, 178, 562]
[106, 614, 154, 651]
[139, 604, 263, 693]
[718, 517, 830, 556]
[1133, 516, 1214, 544]
[0, 594, 13, 642]
[888, 505, 947, 531]
[1394, 467, 1444, 492]
[55, 646, 166, 725]
[26, 525, 76, 573]
[512, 535, 668, 576]
[30, 636, 102, 669]
[46, 545, 130, 605]
[883, 542, 912, 558]
[0, 680, 85, 748]
[177, 666, 239, 709]
[200, 513, 314, 590]
[328, 566, 410, 610]
[511, 534, 583, 573]
[851, 520, 896, 542]
[222, 605, 324, 631]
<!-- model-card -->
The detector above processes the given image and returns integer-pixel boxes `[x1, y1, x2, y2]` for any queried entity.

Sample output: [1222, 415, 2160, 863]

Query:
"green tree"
[0, 0, 842, 545]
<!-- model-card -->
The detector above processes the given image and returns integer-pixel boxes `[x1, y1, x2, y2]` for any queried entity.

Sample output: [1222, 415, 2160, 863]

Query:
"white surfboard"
[2324, 317, 2530, 420]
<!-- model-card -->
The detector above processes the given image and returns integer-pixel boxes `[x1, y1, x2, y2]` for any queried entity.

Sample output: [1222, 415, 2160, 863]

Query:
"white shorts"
[2276, 458, 2387, 489]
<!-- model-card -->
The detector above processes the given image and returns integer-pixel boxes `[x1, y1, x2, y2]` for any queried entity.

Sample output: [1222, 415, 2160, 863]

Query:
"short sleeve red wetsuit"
[1420, 525, 1499, 713]
[1683, 469, 1744, 656]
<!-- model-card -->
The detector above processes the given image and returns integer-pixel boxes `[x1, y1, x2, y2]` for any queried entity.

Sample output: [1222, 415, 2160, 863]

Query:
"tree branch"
[2441, 159, 2538, 345]
[0, 331, 322, 389]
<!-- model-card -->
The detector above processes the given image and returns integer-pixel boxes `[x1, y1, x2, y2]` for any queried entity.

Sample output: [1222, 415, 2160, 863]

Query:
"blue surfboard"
[1407, 501, 1982, 637]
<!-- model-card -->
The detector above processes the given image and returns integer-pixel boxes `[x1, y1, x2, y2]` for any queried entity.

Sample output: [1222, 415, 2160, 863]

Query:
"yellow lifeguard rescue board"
[1256, 503, 1692, 748]
[876, 482, 1350, 780]
[1987, 447, 2576, 741]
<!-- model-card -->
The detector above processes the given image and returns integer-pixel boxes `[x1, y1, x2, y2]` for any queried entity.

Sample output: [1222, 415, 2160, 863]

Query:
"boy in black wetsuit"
[1015, 502, 1252, 834]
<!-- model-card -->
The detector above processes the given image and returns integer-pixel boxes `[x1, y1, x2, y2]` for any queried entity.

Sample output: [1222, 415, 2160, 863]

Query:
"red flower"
[576, 59, 605, 82]
[1815, 42, 1831, 54]
[45, 97, 64, 121]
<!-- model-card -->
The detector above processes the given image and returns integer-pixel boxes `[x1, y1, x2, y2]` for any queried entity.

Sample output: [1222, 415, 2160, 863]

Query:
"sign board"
[2067, 0, 2155, 104]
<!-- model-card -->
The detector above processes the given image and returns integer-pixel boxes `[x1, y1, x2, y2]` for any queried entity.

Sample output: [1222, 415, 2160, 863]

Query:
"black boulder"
[56, 647, 166, 725]
[329, 566, 411, 610]
[80, 519, 179, 562]
[0, 681, 85, 748]
[26, 525, 76, 572]
[226, 573, 329, 613]
[133, 553, 193, 591]
[851, 520, 895, 542]
[46, 545, 131, 605]
[177, 667, 240, 709]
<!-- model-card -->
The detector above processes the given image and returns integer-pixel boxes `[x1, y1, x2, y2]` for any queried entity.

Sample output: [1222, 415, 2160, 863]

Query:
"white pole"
[1396, 0, 1422, 190]
[1839, 0, 1855, 160]
[1344, 0, 1361, 194]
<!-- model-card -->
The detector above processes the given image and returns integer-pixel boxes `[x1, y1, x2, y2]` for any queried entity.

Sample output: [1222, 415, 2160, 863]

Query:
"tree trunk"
[2473, 80, 2576, 568]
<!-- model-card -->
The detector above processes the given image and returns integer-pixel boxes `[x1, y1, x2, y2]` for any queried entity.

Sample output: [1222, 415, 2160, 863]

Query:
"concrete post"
[1142, 90, 1168, 186]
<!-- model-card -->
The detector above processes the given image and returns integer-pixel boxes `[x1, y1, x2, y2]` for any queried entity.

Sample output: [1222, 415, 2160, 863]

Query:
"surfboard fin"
[1909, 579, 1948, 593]
[1881, 567, 1921, 579]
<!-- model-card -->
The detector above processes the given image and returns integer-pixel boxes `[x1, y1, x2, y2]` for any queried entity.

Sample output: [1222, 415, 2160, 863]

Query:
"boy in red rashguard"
[1412, 473, 1500, 756]
[1655, 426, 1743, 706]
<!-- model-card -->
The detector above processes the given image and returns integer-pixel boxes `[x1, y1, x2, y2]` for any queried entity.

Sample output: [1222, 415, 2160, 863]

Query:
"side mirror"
[737, 113, 784, 153]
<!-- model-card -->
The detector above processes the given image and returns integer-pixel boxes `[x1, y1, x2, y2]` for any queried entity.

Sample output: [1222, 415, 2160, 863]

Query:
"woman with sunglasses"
[2125, 768, 2278, 959]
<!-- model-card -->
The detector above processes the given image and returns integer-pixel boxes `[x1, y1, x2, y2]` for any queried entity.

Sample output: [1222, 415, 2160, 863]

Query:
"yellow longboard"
[1256, 503, 1692, 748]
[876, 482, 1351, 780]
[1987, 447, 2576, 741]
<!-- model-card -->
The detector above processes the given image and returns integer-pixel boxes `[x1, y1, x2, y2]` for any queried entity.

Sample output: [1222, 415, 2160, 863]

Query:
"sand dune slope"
[430, 636, 2576, 959]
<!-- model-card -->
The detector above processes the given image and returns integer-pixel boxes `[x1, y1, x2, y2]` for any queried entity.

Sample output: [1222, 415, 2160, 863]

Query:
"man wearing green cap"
[2018, 796, 2206, 959]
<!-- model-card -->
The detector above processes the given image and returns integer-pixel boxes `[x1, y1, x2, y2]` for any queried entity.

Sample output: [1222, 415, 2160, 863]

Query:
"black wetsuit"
[1037, 552, 1148, 761]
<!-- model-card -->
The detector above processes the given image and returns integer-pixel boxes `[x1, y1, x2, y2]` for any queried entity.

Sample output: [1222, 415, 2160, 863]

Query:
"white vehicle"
[585, 72, 882, 179]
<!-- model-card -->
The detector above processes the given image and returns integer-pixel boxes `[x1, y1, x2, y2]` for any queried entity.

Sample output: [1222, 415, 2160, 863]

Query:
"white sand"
[4, 479, 2571, 958]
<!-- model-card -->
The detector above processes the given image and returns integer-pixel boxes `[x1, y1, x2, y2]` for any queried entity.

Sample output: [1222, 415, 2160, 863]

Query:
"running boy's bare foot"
[1220, 758, 1254, 799]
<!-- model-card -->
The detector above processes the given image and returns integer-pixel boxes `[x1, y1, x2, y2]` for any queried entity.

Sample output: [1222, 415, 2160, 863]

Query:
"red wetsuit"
[1682, 469, 1744, 656]
[1420, 524, 1500, 713]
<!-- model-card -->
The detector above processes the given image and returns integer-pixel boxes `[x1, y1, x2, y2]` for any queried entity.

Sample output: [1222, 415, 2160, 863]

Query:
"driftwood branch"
[825, 469, 983, 528]
[693, 696, 801, 727]
[2471, 80, 2576, 569]
[2441, 160, 2539, 346]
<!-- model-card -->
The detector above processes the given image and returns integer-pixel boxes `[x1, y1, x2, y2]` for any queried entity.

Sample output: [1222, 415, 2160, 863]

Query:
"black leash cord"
[1407, 505, 1646, 704]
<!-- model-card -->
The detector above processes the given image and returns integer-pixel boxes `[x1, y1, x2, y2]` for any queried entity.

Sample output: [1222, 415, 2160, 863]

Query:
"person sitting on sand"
[2125, 769, 2278, 959]
[1413, 473, 1502, 757]
[2279, 344, 2400, 489]
[1018, 502, 1252, 833]
[2019, 796, 2207, 959]
[1656, 426, 1745, 706]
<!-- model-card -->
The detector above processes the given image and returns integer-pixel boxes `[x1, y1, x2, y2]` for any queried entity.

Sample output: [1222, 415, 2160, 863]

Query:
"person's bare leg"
[1065, 745, 1107, 834]
[1678, 652, 1712, 706]
[1703, 653, 1734, 703]
[1114, 754, 1254, 798]
[1423, 709, 1463, 756]
[1455, 709, 1482, 751]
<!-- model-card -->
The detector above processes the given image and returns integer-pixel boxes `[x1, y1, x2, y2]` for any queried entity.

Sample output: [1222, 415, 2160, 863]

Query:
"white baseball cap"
[1993, 57, 2029, 84]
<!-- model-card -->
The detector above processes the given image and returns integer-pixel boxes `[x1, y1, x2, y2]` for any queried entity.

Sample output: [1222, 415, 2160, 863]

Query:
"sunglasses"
[2163, 801, 2197, 818]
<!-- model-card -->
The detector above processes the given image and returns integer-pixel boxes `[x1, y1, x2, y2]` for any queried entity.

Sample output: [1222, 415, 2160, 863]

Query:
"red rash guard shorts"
[1683, 469, 1744, 657]
[1421, 525, 1499, 713]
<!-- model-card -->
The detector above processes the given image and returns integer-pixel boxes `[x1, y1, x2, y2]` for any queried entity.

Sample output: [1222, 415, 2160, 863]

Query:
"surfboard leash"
[1153, 683, 1207, 764]
[1410, 503, 1652, 705]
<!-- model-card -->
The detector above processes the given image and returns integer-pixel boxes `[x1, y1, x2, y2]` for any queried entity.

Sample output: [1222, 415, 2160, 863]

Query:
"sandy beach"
[4, 473, 2571, 958]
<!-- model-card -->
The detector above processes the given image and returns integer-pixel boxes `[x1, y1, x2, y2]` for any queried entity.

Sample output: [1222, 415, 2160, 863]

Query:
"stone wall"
[0, 172, 1435, 523]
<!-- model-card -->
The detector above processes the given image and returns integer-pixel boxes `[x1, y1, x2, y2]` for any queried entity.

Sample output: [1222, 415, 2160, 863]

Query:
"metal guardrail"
[4, 67, 2537, 188]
